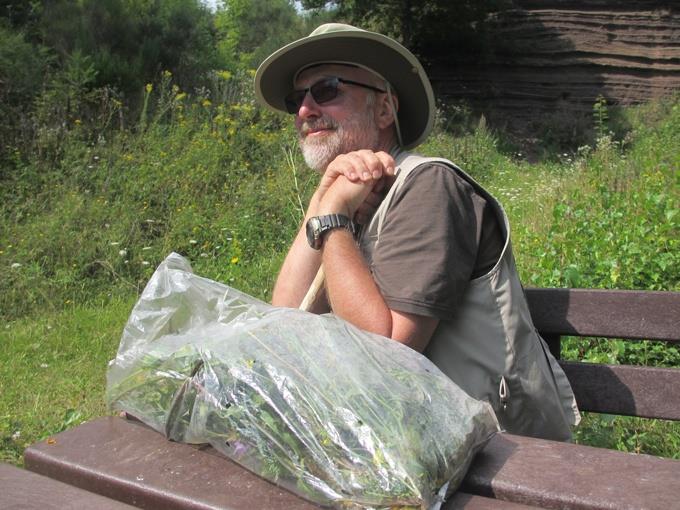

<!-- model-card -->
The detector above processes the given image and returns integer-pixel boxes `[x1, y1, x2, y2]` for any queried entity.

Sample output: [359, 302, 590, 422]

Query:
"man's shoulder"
[396, 152, 459, 173]
[399, 156, 475, 195]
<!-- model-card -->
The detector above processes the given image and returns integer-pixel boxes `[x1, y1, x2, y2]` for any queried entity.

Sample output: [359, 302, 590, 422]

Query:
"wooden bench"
[0, 462, 136, 509]
[22, 288, 680, 509]
[525, 288, 680, 420]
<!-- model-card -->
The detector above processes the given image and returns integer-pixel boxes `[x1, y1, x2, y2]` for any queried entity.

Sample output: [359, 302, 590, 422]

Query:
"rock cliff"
[428, 2, 679, 132]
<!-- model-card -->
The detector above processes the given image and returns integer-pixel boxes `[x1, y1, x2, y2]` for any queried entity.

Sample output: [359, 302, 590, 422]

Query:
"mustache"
[299, 117, 339, 136]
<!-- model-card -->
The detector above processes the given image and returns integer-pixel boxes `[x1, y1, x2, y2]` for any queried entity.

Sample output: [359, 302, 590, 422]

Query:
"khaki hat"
[254, 23, 435, 150]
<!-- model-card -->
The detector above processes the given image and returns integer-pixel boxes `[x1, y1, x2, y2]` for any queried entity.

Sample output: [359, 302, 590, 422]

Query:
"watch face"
[306, 217, 322, 249]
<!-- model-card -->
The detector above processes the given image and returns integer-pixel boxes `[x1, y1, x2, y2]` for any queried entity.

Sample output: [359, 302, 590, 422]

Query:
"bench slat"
[462, 432, 680, 510]
[559, 361, 680, 420]
[25, 417, 680, 510]
[525, 288, 680, 341]
[24, 417, 532, 510]
[25, 417, 317, 510]
[0, 462, 136, 509]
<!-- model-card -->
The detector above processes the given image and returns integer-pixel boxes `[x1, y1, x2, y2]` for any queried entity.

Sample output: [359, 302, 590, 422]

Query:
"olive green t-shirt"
[370, 163, 504, 319]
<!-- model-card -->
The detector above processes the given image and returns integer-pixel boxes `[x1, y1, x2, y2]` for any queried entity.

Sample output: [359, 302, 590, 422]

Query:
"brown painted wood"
[525, 288, 680, 341]
[524, 288, 680, 419]
[463, 433, 680, 510]
[444, 492, 542, 509]
[559, 361, 680, 420]
[0, 462, 136, 509]
[25, 417, 318, 510]
[25, 418, 680, 510]
[24, 417, 531, 510]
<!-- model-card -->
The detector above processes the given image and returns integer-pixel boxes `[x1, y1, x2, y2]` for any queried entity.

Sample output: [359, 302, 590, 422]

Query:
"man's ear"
[376, 92, 398, 130]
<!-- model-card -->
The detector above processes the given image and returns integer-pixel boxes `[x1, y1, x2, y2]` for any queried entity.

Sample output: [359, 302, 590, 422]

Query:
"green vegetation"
[1, 0, 679, 468]
[2, 76, 678, 464]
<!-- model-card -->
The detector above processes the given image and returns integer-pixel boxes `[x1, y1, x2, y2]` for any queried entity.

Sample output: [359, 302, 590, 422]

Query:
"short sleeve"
[370, 163, 481, 319]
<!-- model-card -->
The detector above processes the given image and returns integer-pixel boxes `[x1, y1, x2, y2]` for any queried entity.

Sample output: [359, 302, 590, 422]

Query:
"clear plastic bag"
[106, 253, 499, 509]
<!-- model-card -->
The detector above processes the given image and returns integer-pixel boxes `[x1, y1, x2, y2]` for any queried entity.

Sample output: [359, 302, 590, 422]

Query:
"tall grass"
[1, 73, 678, 465]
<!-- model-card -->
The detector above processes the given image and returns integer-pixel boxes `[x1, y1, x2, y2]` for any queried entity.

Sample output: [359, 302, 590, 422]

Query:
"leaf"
[58, 408, 82, 432]
[563, 265, 581, 288]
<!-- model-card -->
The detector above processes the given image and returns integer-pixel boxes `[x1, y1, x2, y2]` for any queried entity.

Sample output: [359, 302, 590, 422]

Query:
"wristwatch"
[306, 214, 357, 250]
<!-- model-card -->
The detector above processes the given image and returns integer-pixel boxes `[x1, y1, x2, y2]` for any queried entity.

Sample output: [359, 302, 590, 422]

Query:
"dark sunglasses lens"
[284, 79, 340, 114]
[284, 90, 305, 114]
[310, 80, 339, 104]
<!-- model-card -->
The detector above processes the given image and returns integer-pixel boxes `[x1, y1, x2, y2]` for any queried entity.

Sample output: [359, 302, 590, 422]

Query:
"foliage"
[299, 0, 504, 60]
[1, 70, 302, 321]
[215, 0, 306, 71]
[2, 0, 220, 101]
[593, 95, 609, 140]
[1, 51, 679, 466]
[0, 23, 51, 171]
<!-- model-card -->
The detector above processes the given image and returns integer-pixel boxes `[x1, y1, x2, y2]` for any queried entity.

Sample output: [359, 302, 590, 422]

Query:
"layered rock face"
[429, 1, 679, 128]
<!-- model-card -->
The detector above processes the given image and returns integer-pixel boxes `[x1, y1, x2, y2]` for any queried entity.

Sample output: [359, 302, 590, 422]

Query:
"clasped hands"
[313, 150, 396, 224]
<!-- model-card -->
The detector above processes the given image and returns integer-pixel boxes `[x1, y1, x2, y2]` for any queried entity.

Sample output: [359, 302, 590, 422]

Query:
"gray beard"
[299, 110, 379, 172]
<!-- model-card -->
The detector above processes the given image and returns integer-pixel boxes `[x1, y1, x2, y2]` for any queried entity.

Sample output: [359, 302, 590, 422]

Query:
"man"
[255, 24, 580, 440]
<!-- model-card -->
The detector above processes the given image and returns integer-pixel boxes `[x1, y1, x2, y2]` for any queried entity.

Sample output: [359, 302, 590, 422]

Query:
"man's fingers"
[344, 152, 373, 181]
[375, 151, 396, 176]
[326, 150, 396, 184]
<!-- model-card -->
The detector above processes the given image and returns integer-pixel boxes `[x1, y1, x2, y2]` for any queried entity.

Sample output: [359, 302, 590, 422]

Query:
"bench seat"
[0, 461, 136, 509]
[24, 416, 680, 509]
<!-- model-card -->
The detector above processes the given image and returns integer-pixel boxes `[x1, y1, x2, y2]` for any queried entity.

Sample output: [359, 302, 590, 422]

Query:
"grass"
[0, 297, 135, 465]
[1, 75, 678, 465]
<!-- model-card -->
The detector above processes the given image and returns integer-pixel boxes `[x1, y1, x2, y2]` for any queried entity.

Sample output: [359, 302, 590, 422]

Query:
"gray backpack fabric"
[358, 151, 580, 441]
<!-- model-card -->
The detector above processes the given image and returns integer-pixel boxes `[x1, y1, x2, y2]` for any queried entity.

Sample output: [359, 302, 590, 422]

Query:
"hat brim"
[255, 30, 435, 150]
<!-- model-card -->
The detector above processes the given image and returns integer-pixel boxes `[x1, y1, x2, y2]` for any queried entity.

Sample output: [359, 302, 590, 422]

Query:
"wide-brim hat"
[255, 23, 435, 150]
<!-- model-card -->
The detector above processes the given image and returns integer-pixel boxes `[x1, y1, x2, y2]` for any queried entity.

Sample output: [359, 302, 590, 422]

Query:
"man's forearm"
[321, 228, 392, 337]
[271, 223, 324, 309]
[271, 192, 328, 311]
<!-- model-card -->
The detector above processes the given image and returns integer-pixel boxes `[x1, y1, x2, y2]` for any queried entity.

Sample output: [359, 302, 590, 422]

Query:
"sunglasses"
[284, 77, 386, 114]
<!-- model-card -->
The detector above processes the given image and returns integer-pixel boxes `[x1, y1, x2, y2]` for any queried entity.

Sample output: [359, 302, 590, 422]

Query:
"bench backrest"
[525, 288, 680, 420]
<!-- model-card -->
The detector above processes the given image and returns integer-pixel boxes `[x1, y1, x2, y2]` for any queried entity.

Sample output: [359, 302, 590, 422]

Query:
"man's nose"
[297, 92, 320, 119]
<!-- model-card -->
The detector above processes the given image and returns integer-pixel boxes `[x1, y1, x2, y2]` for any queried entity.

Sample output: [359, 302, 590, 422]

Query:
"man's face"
[293, 65, 381, 172]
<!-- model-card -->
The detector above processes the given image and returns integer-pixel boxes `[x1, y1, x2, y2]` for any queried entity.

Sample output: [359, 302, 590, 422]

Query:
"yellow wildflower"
[230, 256, 239, 264]
[145, 83, 153, 93]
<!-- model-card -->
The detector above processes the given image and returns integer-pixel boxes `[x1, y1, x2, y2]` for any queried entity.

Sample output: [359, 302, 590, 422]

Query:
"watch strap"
[318, 213, 356, 236]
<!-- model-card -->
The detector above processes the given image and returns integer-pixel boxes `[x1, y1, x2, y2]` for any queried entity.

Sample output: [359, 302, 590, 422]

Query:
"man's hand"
[316, 150, 396, 224]
[317, 174, 373, 218]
